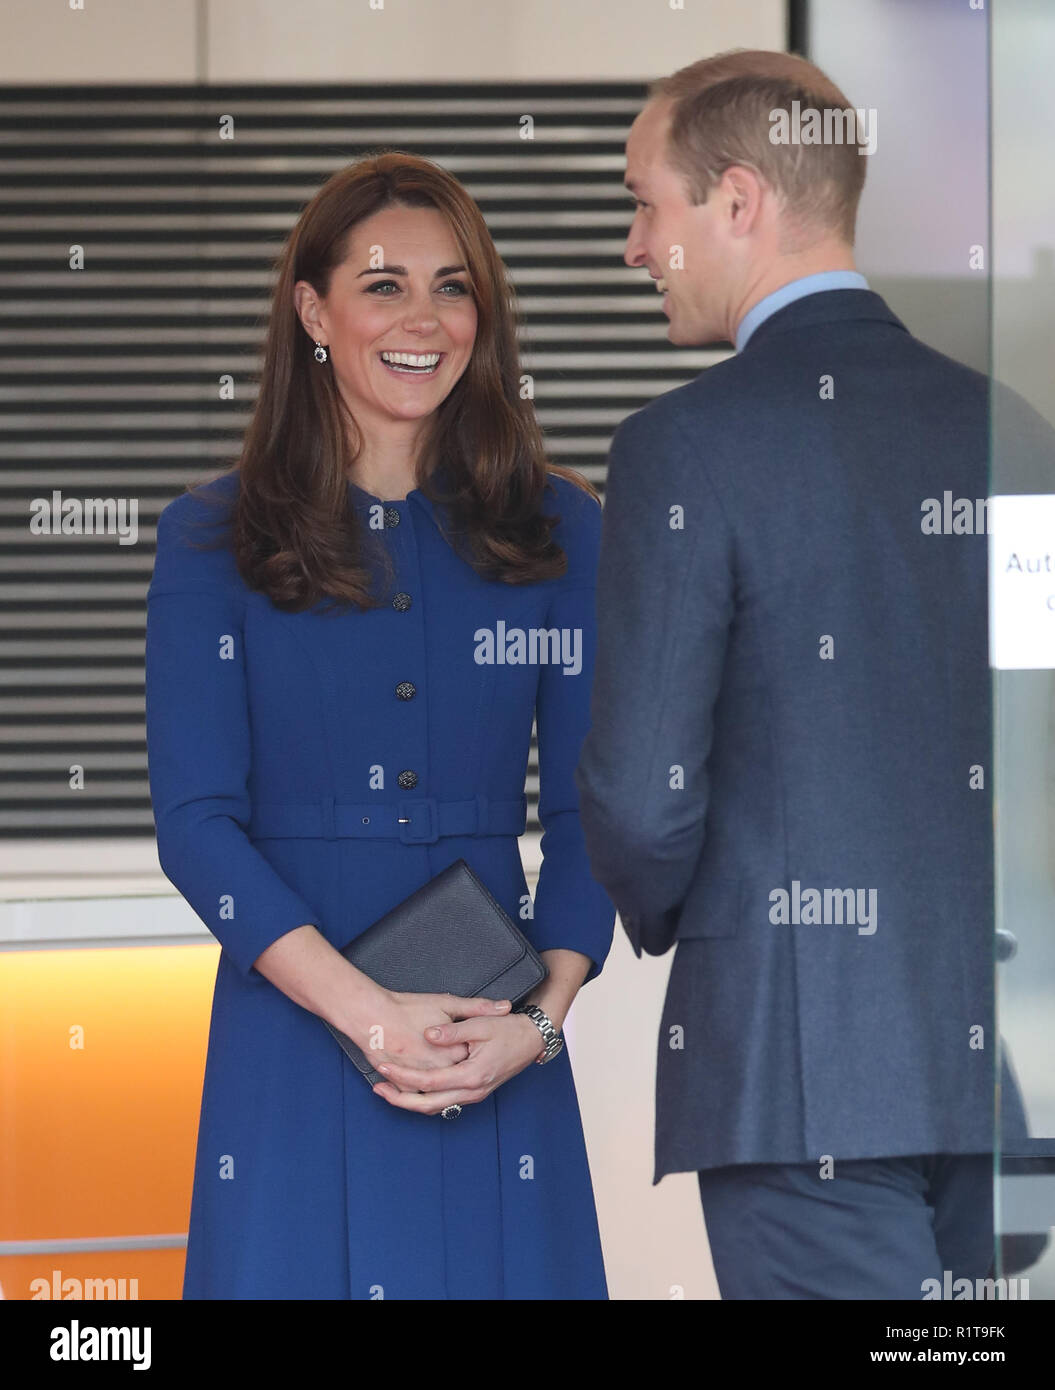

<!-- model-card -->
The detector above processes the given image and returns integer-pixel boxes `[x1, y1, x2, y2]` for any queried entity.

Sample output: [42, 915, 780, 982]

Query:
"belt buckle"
[397, 797, 438, 844]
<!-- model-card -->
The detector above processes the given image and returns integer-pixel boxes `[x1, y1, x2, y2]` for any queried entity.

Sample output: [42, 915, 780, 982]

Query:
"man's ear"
[721, 165, 765, 236]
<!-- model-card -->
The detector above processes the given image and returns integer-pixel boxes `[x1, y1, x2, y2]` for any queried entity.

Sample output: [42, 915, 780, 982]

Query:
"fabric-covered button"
[392, 592, 412, 611]
[397, 769, 418, 789]
[396, 681, 416, 700]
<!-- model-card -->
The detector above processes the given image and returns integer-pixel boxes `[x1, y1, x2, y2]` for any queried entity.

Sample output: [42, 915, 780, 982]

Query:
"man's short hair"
[649, 48, 868, 244]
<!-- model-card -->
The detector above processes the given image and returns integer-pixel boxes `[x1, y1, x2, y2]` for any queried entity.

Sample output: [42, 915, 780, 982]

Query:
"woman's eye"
[365, 279, 471, 296]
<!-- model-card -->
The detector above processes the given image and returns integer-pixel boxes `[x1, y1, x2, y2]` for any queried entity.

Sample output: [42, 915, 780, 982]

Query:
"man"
[575, 49, 1045, 1299]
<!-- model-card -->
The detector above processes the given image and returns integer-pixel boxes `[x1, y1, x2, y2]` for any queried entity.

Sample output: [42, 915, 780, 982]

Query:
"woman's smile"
[377, 348, 446, 378]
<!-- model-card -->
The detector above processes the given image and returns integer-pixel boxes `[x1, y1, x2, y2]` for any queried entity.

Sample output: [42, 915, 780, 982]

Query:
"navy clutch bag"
[323, 858, 547, 1086]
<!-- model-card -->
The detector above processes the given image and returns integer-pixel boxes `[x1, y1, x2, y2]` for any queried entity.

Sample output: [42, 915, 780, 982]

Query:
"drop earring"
[313, 341, 328, 363]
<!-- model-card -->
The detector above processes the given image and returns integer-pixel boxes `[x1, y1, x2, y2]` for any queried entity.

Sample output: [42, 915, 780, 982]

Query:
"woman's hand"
[371, 1009, 545, 1115]
[360, 991, 512, 1074]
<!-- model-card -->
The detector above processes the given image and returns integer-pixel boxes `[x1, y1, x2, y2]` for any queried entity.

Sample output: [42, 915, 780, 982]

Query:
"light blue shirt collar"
[735, 270, 870, 352]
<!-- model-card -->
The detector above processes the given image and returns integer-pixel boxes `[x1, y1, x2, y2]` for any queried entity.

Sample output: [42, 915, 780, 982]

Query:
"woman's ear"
[292, 279, 324, 342]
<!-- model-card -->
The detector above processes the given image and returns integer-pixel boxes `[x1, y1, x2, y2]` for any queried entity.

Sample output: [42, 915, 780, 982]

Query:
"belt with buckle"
[248, 793, 527, 844]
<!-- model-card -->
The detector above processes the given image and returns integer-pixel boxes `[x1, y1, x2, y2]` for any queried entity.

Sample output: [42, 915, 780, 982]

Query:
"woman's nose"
[400, 294, 441, 331]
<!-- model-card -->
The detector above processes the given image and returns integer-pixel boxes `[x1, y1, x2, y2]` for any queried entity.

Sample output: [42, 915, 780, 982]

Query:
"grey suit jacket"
[575, 290, 1050, 1180]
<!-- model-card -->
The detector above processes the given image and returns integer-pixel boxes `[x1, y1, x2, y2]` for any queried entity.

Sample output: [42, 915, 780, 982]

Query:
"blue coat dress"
[145, 465, 616, 1300]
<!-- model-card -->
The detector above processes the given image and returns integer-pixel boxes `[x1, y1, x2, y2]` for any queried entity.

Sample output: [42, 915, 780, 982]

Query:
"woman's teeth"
[379, 351, 442, 375]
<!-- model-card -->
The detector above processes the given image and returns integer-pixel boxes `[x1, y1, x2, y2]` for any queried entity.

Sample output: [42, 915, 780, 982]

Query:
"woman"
[145, 151, 616, 1299]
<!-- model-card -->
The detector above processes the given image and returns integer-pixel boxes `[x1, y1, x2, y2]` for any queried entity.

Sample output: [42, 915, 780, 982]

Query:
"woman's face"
[298, 204, 478, 435]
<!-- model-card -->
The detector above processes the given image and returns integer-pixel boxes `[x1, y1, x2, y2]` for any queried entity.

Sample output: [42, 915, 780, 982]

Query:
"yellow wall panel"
[0, 944, 218, 1300]
[1, 1249, 184, 1302]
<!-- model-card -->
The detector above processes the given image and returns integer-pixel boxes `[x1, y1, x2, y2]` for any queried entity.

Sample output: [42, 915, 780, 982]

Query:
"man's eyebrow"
[355, 264, 468, 278]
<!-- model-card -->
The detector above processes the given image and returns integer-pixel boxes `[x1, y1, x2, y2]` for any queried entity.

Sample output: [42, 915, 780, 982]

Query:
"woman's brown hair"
[187, 150, 597, 612]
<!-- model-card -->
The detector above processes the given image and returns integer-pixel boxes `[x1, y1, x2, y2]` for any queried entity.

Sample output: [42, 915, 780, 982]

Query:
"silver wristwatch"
[514, 1002, 564, 1065]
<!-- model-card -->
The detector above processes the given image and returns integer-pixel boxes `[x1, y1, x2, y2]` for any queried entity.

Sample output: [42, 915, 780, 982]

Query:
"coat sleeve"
[528, 482, 617, 985]
[574, 407, 735, 956]
[145, 496, 324, 979]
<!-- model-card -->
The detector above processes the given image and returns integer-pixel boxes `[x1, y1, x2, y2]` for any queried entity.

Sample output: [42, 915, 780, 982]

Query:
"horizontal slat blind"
[0, 83, 721, 838]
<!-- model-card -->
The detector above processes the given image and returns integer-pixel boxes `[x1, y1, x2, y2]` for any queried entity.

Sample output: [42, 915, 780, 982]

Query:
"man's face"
[623, 99, 733, 347]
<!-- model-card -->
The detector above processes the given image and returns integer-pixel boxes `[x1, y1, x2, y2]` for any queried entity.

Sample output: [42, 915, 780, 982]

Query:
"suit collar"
[738, 288, 909, 354]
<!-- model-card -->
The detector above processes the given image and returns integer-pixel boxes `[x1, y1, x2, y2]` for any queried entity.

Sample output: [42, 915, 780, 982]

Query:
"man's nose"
[624, 229, 647, 269]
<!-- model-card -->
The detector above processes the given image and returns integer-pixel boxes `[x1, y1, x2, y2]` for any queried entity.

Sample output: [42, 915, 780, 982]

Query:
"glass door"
[991, 0, 1055, 1300]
